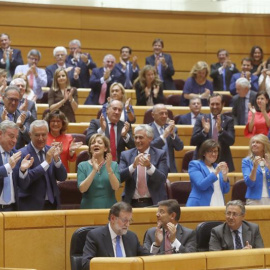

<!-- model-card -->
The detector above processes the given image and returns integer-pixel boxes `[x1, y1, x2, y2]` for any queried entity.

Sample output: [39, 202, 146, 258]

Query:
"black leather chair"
[181, 150, 194, 172]
[166, 94, 181, 106]
[231, 179, 247, 204]
[70, 226, 98, 270]
[173, 79, 185, 90]
[196, 221, 223, 252]
[170, 181, 191, 206]
[70, 133, 86, 145]
[75, 150, 90, 172]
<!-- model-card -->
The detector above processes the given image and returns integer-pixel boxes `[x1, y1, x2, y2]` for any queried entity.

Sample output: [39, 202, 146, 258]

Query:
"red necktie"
[99, 82, 107, 104]
[29, 73, 34, 90]
[137, 164, 147, 196]
[110, 123, 117, 161]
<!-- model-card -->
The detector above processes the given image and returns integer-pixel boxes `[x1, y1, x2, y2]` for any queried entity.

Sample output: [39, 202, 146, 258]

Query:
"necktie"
[160, 127, 170, 169]
[5, 50, 10, 78]
[233, 230, 242, 249]
[116, 235, 123, 257]
[157, 62, 163, 81]
[110, 123, 117, 161]
[7, 113, 14, 121]
[29, 72, 34, 90]
[3, 152, 11, 203]
[165, 230, 172, 254]
[125, 63, 132, 89]
[212, 116, 218, 141]
[39, 150, 54, 204]
[222, 68, 226, 90]
[137, 164, 147, 196]
[99, 81, 107, 105]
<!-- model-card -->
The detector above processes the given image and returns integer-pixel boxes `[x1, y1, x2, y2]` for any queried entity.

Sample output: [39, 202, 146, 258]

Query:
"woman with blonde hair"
[182, 61, 213, 106]
[134, 65, 164, 105]
[48, 67, 78, 122]
[242, 134, 270, 205]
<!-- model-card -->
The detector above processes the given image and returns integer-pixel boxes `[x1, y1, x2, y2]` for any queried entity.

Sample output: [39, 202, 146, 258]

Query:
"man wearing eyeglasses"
[209, 200, 264, 251]
[82, 201, 149, 270]
[0, 85, 31, 149]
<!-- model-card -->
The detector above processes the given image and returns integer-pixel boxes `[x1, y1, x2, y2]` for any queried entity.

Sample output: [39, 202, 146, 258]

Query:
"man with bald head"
[85, 54, 125, 105]
[149, 104, 183, 172]
[232, 78, 256, 125]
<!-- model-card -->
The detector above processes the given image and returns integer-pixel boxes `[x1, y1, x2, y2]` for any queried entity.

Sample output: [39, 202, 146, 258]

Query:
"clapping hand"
[202, 116, 210, 133]
[248, 103, 256, 115]
[8, 151, 22, 169]
[121, 121, 130, 137]
[69, 138, 83, 153]
[105, 153, 112, 170]
[20, 154, 34, 172]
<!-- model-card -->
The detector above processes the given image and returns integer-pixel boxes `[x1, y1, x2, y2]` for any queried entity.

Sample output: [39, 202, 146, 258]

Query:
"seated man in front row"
[144, 199, 196, 254]
[209, 200, 264, 251]
[82, 201, 149, 270]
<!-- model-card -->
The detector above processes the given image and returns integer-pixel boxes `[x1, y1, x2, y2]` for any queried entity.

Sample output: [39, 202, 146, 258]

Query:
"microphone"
[152, 247, 176, 255]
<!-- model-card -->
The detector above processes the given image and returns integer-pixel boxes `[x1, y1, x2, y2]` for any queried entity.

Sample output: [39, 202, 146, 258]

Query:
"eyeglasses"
[116, 217, 133, 225]
[5, 97, 19, 103]
[207, 150, 219, 154]
[28, 57, 39, 62]
[225, 211, 243, 218]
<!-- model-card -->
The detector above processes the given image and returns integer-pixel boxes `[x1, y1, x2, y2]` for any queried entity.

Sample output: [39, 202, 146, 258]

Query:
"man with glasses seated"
[209, 200, 264, 251]
[0, 85, 31, 149]
[82, 201, 149, 270]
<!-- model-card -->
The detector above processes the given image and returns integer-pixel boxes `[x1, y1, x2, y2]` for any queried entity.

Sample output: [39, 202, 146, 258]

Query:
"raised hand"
[121, 121, 130, 137]
[248, 103, 256, 115]
[119, 57, 127, 70]
[99, 114, 106, 132]
[45, 146, 55, 164]
[16, 112, 27, 128]
[202, 117, 210, 133]
[105, 153, 112, 170]
[20, 154, 34, 172]
[8, 151, 22, 169]
[166, 222, 177, 243]
[154, 220, 163, 246]
[132, 56, 138, 69]
[19, 98, 28, 112]
[243, 241, 252, 249]
[69, 138, 83, 153]
[1, 108, 8, 121]
[153, 85, 159, 98]
[80, 53, 88, 63]
[125, 98, 131, 111]
[103, 68, 111, 80]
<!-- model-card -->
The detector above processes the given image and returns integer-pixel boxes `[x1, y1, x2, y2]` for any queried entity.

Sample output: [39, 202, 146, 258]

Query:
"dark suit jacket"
[45, 63, 80, 88]
[115, 62, 139, 89]
[209, 221, 264, 251]
[210, 62, 239, 91]
[0, 105, 31, 149]
[190, 114, 235, 172]
[148, 122, 184, 172]
[66, 53, 97, 88]
[85, 119, 135, 162]
[0, 48, 24, 78]
[0, 148, 19, 210]
[119, 146, 168, 205]
[232, 90, 257, 125]
[230, 73, 259, 95]
[14, 144, 67, 210]
[85, 67, 125, 105]
[82, 224, 149, 270]
[143, 224, 196, 253]
[145, 53, 176, 90]
[177, 112, 203, 125]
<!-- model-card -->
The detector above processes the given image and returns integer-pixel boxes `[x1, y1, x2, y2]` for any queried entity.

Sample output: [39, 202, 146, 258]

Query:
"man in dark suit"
[177, 97, 202, 125]
[209, 200, 264, 251]
[82, 201, 149, 270]
[191, 93, 235, 171]
[86, 99, 135, 162]
[119, 124, 168, 207]
[210, 49, 238, 91]
[115, 46, 139, 89]
[0, 33, 24, 83]
[144, 199, 196, 254]
[0, 85, 31, 149]
[0, 120, 33, 211]
[85, 54, 125, 105]
[66, 39, 97, 88]
[232, 77, 257, 125]
[14, 120, 67, 210]
[45, 46, 80, 88]
[149, 104, 184, 172]
[230, 57, 259, 95]
[145, 38, 176, 90]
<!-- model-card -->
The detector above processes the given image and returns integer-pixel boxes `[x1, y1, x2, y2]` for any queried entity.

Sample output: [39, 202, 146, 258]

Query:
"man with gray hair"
[14, 120, 67, 210]
[14, 49, 47, 100]
[119, 124, 168, 207]
[45, 46, 81, 88]
[209, 200, 264, 251]
[232, 77, 257, 125]
[66, 39, 96, 88]
[85, 54, 125, 105]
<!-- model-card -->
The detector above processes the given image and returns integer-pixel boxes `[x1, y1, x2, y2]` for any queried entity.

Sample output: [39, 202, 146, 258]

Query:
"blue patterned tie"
[3, 152, 11, 203]
[116, 235, 123, 257]
[234, 230, 242, 249]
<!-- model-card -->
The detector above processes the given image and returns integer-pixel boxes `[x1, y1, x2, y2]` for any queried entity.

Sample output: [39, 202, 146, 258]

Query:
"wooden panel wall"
[1, 4, 270, 80]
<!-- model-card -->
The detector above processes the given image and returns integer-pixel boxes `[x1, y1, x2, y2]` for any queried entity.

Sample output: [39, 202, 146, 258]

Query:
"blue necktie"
[7, 113, 14, 121]
[158, 62, 163, 81]
[234, 230, 242, 249]
[116, 235, 123, 257]
[3, 152, 11, 203]
[222, 68, 226, 90]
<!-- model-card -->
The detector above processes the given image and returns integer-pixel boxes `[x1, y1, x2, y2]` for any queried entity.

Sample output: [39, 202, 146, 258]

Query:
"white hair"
[30, 120, 49, 133]
[236, 77, 251, 89]
[53, 46, 67, 57]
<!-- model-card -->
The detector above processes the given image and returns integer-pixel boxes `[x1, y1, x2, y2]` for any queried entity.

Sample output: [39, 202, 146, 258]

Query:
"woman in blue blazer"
[186, 139, 230, 206]
[242, 134, 270, 205]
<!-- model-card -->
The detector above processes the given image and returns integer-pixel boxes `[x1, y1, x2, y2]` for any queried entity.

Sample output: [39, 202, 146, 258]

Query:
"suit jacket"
[66, 53, 97, 88]
[230, 73, 259, 95]
[119, 146, 168, 205]
[45, 63, 80, 88]
[232, 90, 257, 125]
[145, 53, 176, 90]
[82, 224, 149, 270]
[0, 48, 24, 78]
[210, 62, 239, 91]
[143, 224, 196, 253]
[177, 112, 203, 125]
[186, 160, 230, 206]
[14, 143, 67, 210]
[148, 122, 184, 172]
[190, 114, 235, 172]
[115, 62, 139, 89]
[209, 221, 264, 251]
[0, 105, 31, 149]
[85, 67, 125, 105]
[0, 148, 19, 210]
[18, 98, 37, 123]
[85, 119, 135, 162]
